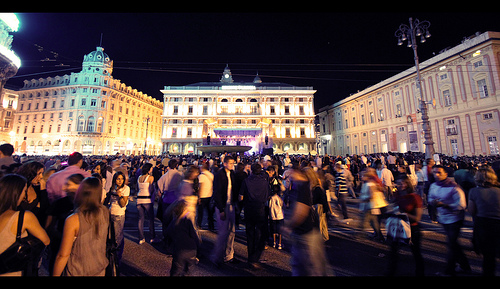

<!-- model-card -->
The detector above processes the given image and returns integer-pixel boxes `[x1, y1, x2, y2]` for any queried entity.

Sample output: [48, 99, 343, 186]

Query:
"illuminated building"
[0, 88, 18, 144]
[11, 47, 163, 155]
[161, 66, 316, 155]
[0, 13, 21, 144]
[319, 31, 500, 156]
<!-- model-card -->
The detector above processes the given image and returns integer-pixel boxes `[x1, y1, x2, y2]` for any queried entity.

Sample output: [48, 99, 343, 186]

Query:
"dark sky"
[6, 12, 500, 112]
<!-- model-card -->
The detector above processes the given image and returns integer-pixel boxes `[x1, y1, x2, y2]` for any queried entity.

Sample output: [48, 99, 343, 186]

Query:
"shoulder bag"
[0, 209, 46, 275]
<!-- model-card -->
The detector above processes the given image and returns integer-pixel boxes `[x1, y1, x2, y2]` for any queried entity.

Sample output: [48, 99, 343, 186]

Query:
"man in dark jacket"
[239, 163, 270, 269]
[211, 155, 238, 265]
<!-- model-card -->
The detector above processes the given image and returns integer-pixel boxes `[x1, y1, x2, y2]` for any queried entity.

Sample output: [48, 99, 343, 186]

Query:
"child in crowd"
[269, 190, 284, 249]
[166, 199, 201, 276]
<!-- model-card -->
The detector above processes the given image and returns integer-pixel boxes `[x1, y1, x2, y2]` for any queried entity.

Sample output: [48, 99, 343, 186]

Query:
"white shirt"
[377, 168, 394, 187]
[110, 185, 130, 216]
[198, 170, 214, 199]
[226, 169, 232, 204]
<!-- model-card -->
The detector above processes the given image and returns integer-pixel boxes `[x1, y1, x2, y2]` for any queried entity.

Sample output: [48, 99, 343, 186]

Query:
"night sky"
[6, 12, 500, 113]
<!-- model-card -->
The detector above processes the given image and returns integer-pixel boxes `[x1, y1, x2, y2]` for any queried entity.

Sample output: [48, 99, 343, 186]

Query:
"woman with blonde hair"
[468, 166, 500, 276]
[53, 177, 110, 276]
[358, 167, 389, 242]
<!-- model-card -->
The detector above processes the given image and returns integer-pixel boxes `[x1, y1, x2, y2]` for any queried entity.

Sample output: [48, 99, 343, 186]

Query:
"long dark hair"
[16, 160, 44, 187]
[110, 171, 126, 192]
[0, 174, 27, 215]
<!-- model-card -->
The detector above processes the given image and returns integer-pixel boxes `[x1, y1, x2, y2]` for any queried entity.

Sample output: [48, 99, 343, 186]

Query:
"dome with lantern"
[82, 46, 113, 75]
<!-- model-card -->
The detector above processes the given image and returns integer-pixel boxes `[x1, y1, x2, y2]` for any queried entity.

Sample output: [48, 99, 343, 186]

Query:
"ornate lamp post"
[395, 18, 435, 159]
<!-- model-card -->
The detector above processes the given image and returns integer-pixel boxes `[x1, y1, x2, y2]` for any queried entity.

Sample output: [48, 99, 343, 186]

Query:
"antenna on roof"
[99, 33, 103, 47]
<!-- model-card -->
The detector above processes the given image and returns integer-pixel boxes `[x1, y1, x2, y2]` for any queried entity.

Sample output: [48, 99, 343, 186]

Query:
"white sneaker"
[139, 239, 146, 245]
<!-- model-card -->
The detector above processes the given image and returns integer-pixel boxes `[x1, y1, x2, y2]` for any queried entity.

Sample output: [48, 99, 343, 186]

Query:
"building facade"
[161, 66, 316, 155]
[319, 31, 500, 157]
[11, 47, 163, 155]
[0, 88, 18, 144]
[0, 13, 21, 144]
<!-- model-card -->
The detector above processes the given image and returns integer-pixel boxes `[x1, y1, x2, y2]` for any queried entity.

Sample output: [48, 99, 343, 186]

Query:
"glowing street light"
[395, 18, 435, 159]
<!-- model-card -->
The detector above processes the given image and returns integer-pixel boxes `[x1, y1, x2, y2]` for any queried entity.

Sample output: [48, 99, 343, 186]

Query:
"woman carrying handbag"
[0, 174, 50, 276]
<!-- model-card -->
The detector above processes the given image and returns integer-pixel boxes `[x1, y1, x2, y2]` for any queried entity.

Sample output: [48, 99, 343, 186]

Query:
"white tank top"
[137, 175, 153, 204]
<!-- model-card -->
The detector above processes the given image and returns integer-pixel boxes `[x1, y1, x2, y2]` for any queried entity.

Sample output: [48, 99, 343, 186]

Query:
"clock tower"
[220, 64, 234, 83]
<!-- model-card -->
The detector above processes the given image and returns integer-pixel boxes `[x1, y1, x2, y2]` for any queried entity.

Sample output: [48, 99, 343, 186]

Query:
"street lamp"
[395, 17, 435, 159]
[143, 116, 150, 155]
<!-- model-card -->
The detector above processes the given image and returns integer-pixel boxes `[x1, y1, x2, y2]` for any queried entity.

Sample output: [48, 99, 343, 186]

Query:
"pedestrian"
[136, 163, 159, 245]
[46, 152, 91, 203]
[358, 167, 388, 242]
[415, 164, 425, 202]
[0, 174, 50, 276]
[239, 163, 270, 269]
[44, 173, 85, 276]
[107, 171, 129, 264]
[211, 155, 238, 265]
[269, 187, 284, 250]
[423, 158, 437, 222]
[16, 160, 50, 227]
[157, 159, 183, 240]
[177, 165, 200, 199]
[197, 162, 215, 230]
[0, 143, 15, 175]
[376, 161, 395, 201]
[166, 199, 201, 276]
[387, 175, 424, 276]
[428, 165, 471, 276]
[52, 177, 110, 276]
[282, 164, 332, 276]
[468, 166, 500, 276]
[334, 161, 350, 220]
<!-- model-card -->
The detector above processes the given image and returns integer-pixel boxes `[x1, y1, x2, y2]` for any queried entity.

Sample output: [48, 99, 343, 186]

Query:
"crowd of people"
[0, 141, 500, 276]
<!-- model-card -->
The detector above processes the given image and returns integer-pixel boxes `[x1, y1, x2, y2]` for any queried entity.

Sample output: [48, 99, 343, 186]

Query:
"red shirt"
[395, 192, 423, 226]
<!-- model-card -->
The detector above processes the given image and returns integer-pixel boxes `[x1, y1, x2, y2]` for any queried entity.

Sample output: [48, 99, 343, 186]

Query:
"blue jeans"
[111, 214, 125, 263]
[290, 228, 333, 276]
[137, 203, 155, 240]
[212, 204, 236, 263]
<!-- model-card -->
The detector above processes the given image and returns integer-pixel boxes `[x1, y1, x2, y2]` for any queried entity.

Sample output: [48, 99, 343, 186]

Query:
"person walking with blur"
[46, 152, 91, 203]
[387, 176, 424, 276]
[468, 166, 500, 276]
[166, 199, 201, 276]
[239, 163, 270, 270]
[53, 177, 109, 276]
[334, 162, 350, 220]
[428, 165, 471, 276]
[358, 167, 388, 242]
[157, 159, 183, 240]
[282, 164, 332, 276]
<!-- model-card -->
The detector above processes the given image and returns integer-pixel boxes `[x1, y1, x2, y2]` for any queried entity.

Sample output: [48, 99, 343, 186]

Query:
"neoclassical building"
[161, 66, 316, 155]
[319, 31, 500, 157]
[12, 47, 163, 155]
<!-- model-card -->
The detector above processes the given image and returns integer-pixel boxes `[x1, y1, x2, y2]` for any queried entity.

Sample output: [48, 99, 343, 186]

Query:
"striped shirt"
[335, 171, 348, 194]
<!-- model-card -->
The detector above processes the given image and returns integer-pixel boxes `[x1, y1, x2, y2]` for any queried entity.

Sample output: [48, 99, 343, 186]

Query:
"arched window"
[96, 117, 103, 132]
[78, 116, 85, 131]
[87, 116, 95, 132]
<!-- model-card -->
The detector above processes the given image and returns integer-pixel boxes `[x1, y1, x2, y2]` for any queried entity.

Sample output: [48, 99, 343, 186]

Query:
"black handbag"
[105, 213, 119, 277]
[0, 209, 46, 275]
